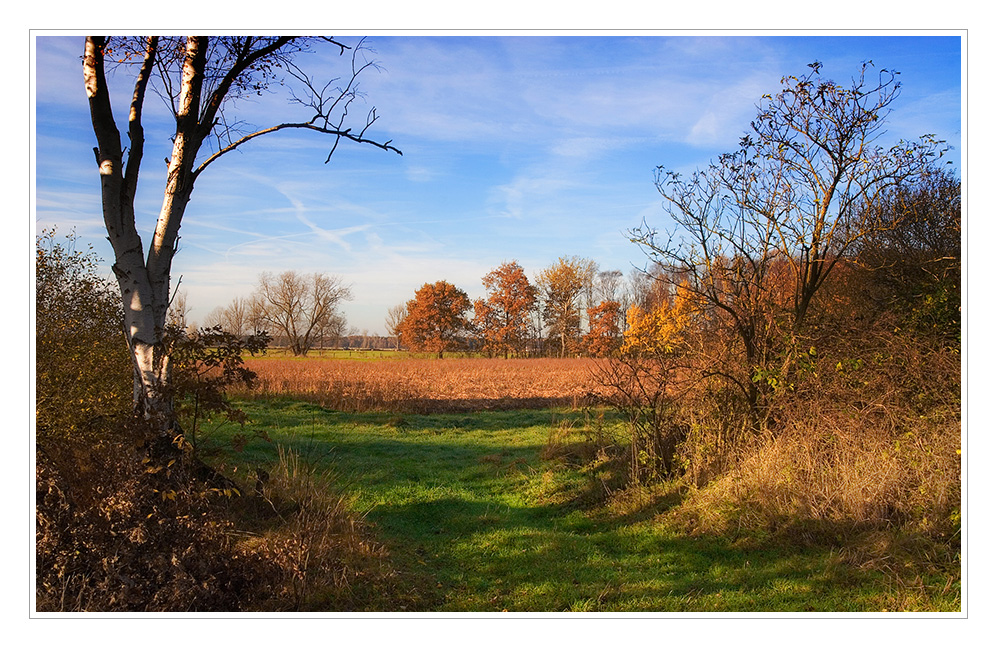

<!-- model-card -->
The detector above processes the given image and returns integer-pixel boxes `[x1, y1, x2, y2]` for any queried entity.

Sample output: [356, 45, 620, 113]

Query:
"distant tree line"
[195, 258, 666, 358]
[388, 258, 672, 358]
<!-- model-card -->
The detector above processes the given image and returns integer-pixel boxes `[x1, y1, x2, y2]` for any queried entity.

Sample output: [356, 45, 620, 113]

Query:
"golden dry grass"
[236, 357, 613, 413]
[228, 447, 406, 611]
[671, 412, 960, 536]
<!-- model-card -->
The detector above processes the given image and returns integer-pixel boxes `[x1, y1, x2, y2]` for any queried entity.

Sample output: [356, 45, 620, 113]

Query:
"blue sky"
[33, 33, 963, 335]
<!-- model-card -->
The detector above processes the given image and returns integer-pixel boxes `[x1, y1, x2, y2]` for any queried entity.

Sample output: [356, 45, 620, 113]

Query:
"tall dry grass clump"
[662, 326, 961, 558]
[230, 447, 404, 611]
[672, 403, 959, 539]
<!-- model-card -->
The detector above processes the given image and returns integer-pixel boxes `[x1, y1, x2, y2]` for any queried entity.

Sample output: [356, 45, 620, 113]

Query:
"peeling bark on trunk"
[82, 35, 400, 444]
[85, 36, 203, 441]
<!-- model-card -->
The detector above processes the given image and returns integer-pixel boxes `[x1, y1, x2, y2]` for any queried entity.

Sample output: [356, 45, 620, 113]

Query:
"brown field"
[235, 356, 613, 413]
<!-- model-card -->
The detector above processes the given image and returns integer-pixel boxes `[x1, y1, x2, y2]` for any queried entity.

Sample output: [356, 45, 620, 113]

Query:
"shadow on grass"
[366, 495, 894, 612]
[214, 400, 959, 612]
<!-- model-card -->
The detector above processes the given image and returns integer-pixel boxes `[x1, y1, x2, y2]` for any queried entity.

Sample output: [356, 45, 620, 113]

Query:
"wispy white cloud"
[486, 171, 585, 221]
[34, 34, 962, 334]
[281, 194, 370, 253]
[404, 165, 440, 183]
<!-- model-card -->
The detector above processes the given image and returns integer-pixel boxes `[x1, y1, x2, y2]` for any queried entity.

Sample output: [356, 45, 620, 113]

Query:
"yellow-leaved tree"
[621, 282, 696, 359]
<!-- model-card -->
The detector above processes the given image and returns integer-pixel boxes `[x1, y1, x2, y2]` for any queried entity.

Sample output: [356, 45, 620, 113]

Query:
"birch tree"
[82, 36, 400, 440]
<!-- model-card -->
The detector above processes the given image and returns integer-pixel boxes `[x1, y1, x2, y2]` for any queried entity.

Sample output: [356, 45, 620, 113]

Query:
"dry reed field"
[236, 356, 613, 413]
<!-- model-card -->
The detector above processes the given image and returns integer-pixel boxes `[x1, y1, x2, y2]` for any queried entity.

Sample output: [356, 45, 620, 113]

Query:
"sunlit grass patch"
[207, 399, 959, 612]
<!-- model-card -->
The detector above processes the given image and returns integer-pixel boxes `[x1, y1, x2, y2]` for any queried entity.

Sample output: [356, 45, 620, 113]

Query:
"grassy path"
[212, 400, 959, 612]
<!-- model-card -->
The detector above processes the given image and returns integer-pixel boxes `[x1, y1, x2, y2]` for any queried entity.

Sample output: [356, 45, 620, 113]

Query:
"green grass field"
[206, 399, 960, 612]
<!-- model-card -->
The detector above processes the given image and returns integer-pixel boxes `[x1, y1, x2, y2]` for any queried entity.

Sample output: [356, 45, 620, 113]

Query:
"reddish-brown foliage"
[35, 428, 277, 611]
[397, 281, 472, 358]
[584, 300, 621, 358]
[473, 261, 537, 358]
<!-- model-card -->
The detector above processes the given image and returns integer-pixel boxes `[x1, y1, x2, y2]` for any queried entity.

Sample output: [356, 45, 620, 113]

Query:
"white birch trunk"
[84, 36, 203, 438]
[82, 35, 400, 441]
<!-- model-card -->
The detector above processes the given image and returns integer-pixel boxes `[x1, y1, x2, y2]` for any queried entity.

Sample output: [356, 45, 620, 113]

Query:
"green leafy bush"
[35, 229, 132, 446]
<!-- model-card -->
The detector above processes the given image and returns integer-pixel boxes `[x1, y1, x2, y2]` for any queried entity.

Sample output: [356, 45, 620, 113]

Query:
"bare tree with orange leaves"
[631, 61, 949, 411]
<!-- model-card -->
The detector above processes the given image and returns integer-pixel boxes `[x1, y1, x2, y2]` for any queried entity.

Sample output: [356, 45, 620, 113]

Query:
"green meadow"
[208, 399, 960, 613]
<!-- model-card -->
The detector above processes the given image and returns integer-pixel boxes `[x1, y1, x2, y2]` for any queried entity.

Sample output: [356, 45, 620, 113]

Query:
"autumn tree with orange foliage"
[584, 300, 622, 358]
[398, 281, 472, 358]
[594, 283, 701, 482]
[536, 256, 594, 357]
[473, 262, 538, 359]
